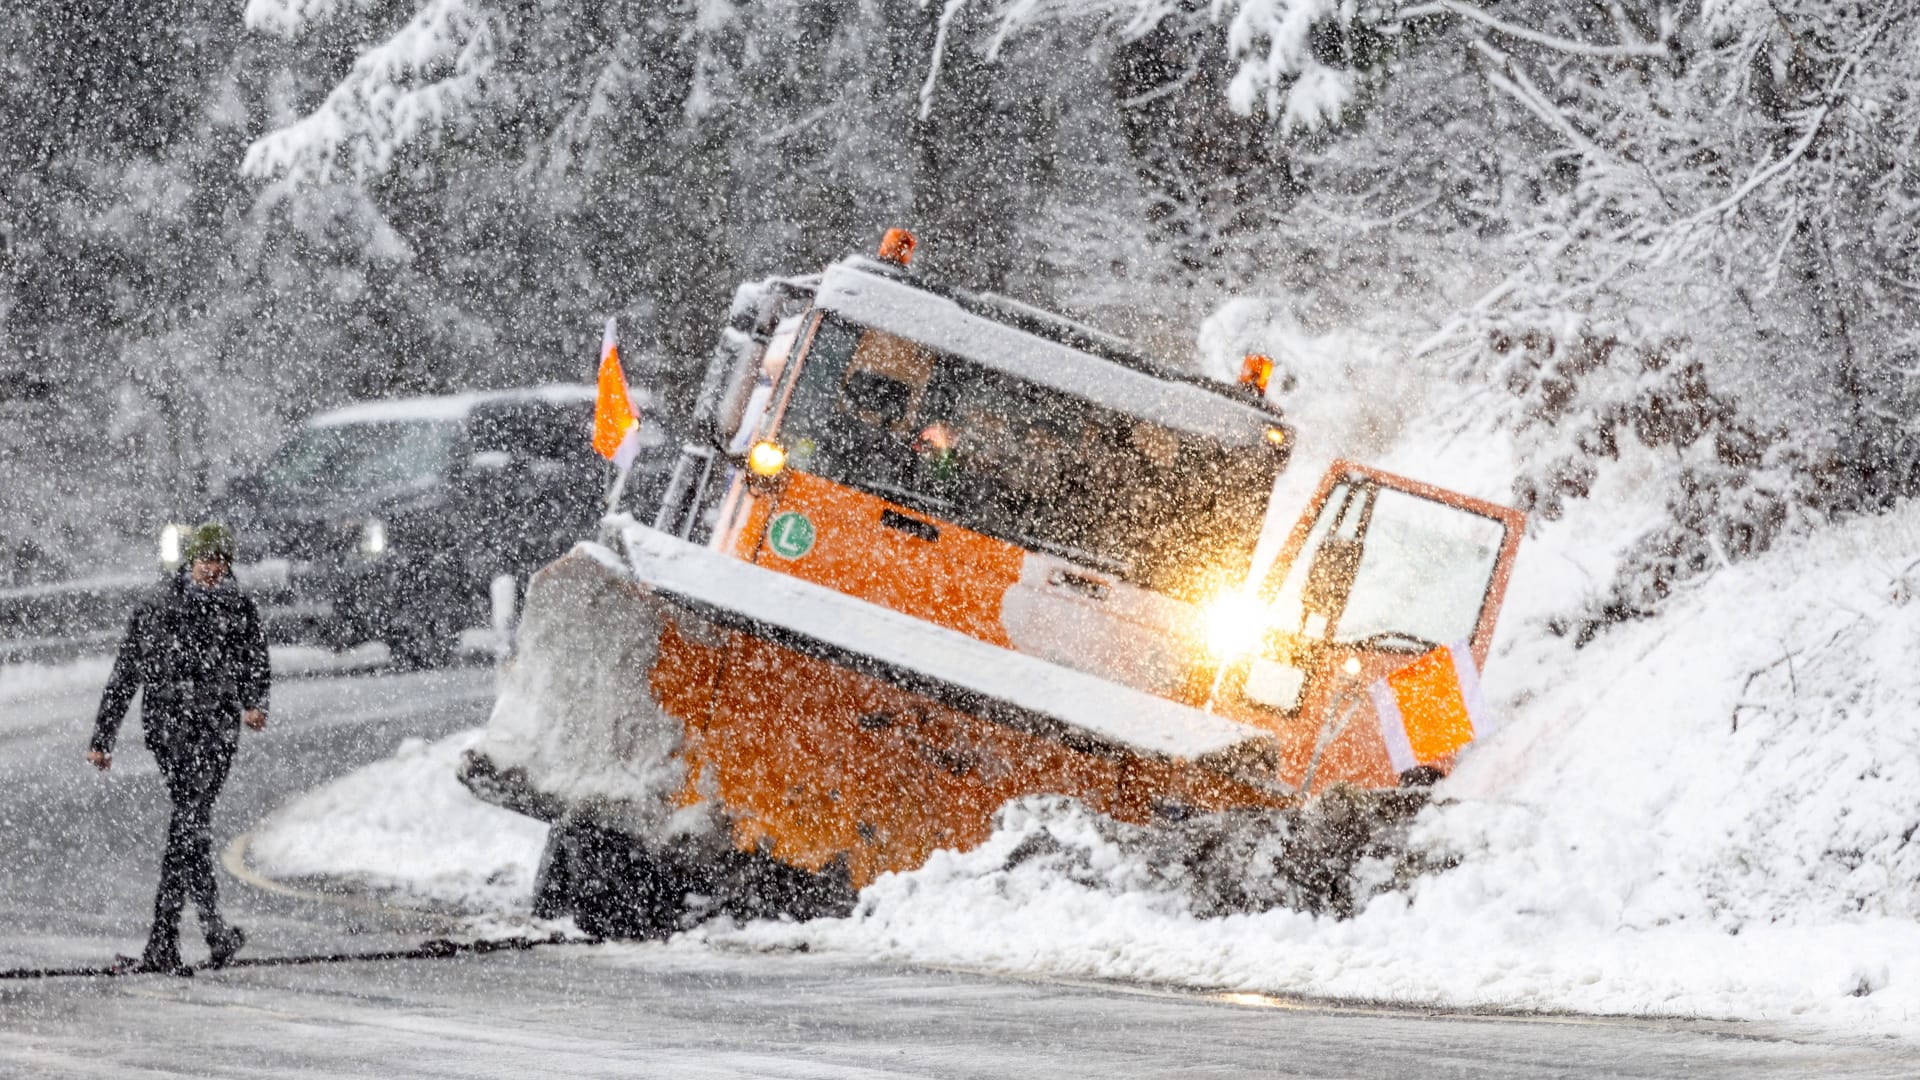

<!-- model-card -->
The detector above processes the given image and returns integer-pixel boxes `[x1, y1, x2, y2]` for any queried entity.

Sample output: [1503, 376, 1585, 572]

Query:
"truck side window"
[843, 327, 932, 431]
[778, 315, 919, 495]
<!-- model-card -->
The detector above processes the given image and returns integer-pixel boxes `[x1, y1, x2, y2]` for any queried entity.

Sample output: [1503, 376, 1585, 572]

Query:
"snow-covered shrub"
[982, 785, 1440, 921]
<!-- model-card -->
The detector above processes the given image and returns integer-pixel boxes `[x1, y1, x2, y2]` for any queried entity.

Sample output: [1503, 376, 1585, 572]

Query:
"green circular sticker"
[766, 511, 816, 560]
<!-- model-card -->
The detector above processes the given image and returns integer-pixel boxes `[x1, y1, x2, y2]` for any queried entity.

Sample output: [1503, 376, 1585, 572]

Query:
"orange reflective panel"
[1382, 647, 1478, 765]
[746, 471, 1025, 647]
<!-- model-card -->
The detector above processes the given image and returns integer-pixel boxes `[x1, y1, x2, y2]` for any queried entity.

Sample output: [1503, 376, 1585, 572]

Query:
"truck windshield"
[261, 420, 460, 497]
[772, 314, 1281, 599]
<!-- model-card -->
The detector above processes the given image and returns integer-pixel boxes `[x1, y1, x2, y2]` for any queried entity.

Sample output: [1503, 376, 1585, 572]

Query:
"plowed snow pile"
[251, 729, 547, 913]
[716, 479, 1920, 1034]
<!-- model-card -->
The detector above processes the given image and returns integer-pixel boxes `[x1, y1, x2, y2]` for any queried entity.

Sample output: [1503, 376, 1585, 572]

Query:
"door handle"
[1048, 569, 1108, 600]
[880, 510, 940, 542]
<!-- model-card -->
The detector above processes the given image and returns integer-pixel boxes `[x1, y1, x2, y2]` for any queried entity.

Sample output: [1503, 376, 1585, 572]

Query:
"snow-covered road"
[8, 943, 1914, 1079]
[1, 653, 1914, 1077]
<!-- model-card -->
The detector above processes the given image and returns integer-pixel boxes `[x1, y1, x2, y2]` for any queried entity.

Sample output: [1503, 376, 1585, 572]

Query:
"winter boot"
[206, 925, 246, 970]
[109, 950, 193, 977]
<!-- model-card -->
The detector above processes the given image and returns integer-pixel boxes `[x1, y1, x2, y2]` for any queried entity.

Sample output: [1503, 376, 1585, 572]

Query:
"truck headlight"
[359, 518, 388, 557]
[1203, 590, 1268, 658]
[159, 523, 184, 566]
[747, 440, 788, 478]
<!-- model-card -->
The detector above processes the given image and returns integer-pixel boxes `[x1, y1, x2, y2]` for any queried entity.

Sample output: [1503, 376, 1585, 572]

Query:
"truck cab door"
[721, 314, 1027, 646]
[1211, 461, 1526, 792]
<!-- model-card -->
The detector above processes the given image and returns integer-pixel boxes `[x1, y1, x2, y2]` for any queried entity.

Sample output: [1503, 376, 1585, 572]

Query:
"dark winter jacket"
[90, 569, 271, 755]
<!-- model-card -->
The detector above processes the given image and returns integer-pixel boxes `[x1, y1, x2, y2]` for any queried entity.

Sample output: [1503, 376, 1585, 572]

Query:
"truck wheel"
[537, 822, 686, 939]
[530, 826, 576, 922]
[532, 822, 856, 938]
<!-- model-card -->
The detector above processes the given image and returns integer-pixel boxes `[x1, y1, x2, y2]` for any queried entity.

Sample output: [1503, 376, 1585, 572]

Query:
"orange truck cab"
[463, 234, 1526, 934]
[707, 256, 1295, 705]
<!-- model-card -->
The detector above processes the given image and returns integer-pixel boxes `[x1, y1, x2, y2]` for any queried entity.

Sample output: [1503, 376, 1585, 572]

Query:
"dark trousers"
[144, 735, 235, 960]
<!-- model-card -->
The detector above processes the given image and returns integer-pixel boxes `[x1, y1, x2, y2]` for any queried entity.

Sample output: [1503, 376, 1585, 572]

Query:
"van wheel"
[387, 628, 456, 670]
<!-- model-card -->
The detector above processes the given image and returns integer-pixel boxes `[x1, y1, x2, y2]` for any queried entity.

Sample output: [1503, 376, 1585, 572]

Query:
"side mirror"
[1243, 654, 1309, 712]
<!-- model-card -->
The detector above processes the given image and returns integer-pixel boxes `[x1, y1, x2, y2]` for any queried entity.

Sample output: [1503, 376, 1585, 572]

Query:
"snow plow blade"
[460, 521, 1290, 892]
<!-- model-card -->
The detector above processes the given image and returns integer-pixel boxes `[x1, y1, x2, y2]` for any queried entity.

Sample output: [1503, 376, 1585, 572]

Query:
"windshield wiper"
[1343, 630, 1441, 654]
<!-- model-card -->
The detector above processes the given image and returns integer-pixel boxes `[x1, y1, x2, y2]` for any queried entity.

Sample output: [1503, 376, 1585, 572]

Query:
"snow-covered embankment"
[250, 729, 546, 913]
[721, 499, 1920, 1031]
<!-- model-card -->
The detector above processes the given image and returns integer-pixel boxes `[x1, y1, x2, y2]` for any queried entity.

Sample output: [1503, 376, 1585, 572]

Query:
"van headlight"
[358, 518, 388, 557]
[158, 523, 185, 567]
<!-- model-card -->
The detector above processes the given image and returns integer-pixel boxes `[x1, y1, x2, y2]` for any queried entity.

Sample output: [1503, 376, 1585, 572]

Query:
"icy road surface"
[1, 653, 1914, 1077]
[9, 945, 1916, 1079]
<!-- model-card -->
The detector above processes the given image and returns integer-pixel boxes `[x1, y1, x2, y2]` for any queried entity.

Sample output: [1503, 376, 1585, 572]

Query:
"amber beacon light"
[747, 440, 788, 478]
[877, 228, 916, 267]
[1239, 354, 1275, 396]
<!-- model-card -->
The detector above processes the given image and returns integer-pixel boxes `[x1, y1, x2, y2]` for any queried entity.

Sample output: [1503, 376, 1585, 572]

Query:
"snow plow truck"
[458, 231, 1526, 936]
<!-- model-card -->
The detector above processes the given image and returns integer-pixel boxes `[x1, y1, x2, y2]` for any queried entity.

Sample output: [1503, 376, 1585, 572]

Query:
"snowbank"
[0, 643, 413, 717]
[0, 656, 114, 706]
[717, 791, 1919, 1032]
[250, 728, 547, 913]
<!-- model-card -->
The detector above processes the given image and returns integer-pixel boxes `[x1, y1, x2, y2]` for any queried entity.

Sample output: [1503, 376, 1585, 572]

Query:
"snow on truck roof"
[306, 383, 603, 428]
[813, 259, 1283, 444]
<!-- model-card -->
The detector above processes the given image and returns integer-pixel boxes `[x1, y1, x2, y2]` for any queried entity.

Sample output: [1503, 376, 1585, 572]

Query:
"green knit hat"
[182, 522, 237, 564]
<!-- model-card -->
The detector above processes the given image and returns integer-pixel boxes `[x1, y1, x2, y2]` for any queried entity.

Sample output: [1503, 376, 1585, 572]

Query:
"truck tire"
[533, 822, 857, 939]
[536, 822, 685, 939]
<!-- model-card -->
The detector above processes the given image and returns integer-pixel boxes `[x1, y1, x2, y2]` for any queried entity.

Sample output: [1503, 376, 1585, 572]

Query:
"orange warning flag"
[593, 317, 641, 470]
[1368, 640, 1495, 773]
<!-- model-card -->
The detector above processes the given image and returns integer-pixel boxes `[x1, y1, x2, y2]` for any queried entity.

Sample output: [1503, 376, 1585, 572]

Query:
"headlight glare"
[359, 518, 388, 557]
[1203, 589, 1268, 658]
[747, 440, 788, 478]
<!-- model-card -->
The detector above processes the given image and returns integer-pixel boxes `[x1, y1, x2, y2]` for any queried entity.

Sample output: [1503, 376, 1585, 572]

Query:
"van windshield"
[260, 420, 460, 497]
[772, 315, 1282, 599]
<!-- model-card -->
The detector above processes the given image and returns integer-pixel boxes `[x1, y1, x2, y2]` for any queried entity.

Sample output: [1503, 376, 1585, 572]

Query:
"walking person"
[87, 523, 270, 975]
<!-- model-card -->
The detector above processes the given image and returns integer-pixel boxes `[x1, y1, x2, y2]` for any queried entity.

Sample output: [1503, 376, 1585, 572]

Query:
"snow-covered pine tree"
[0, 0, 428, 567]
[966, 0, 1920, 632]
[1418, 0, 1920, 631]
